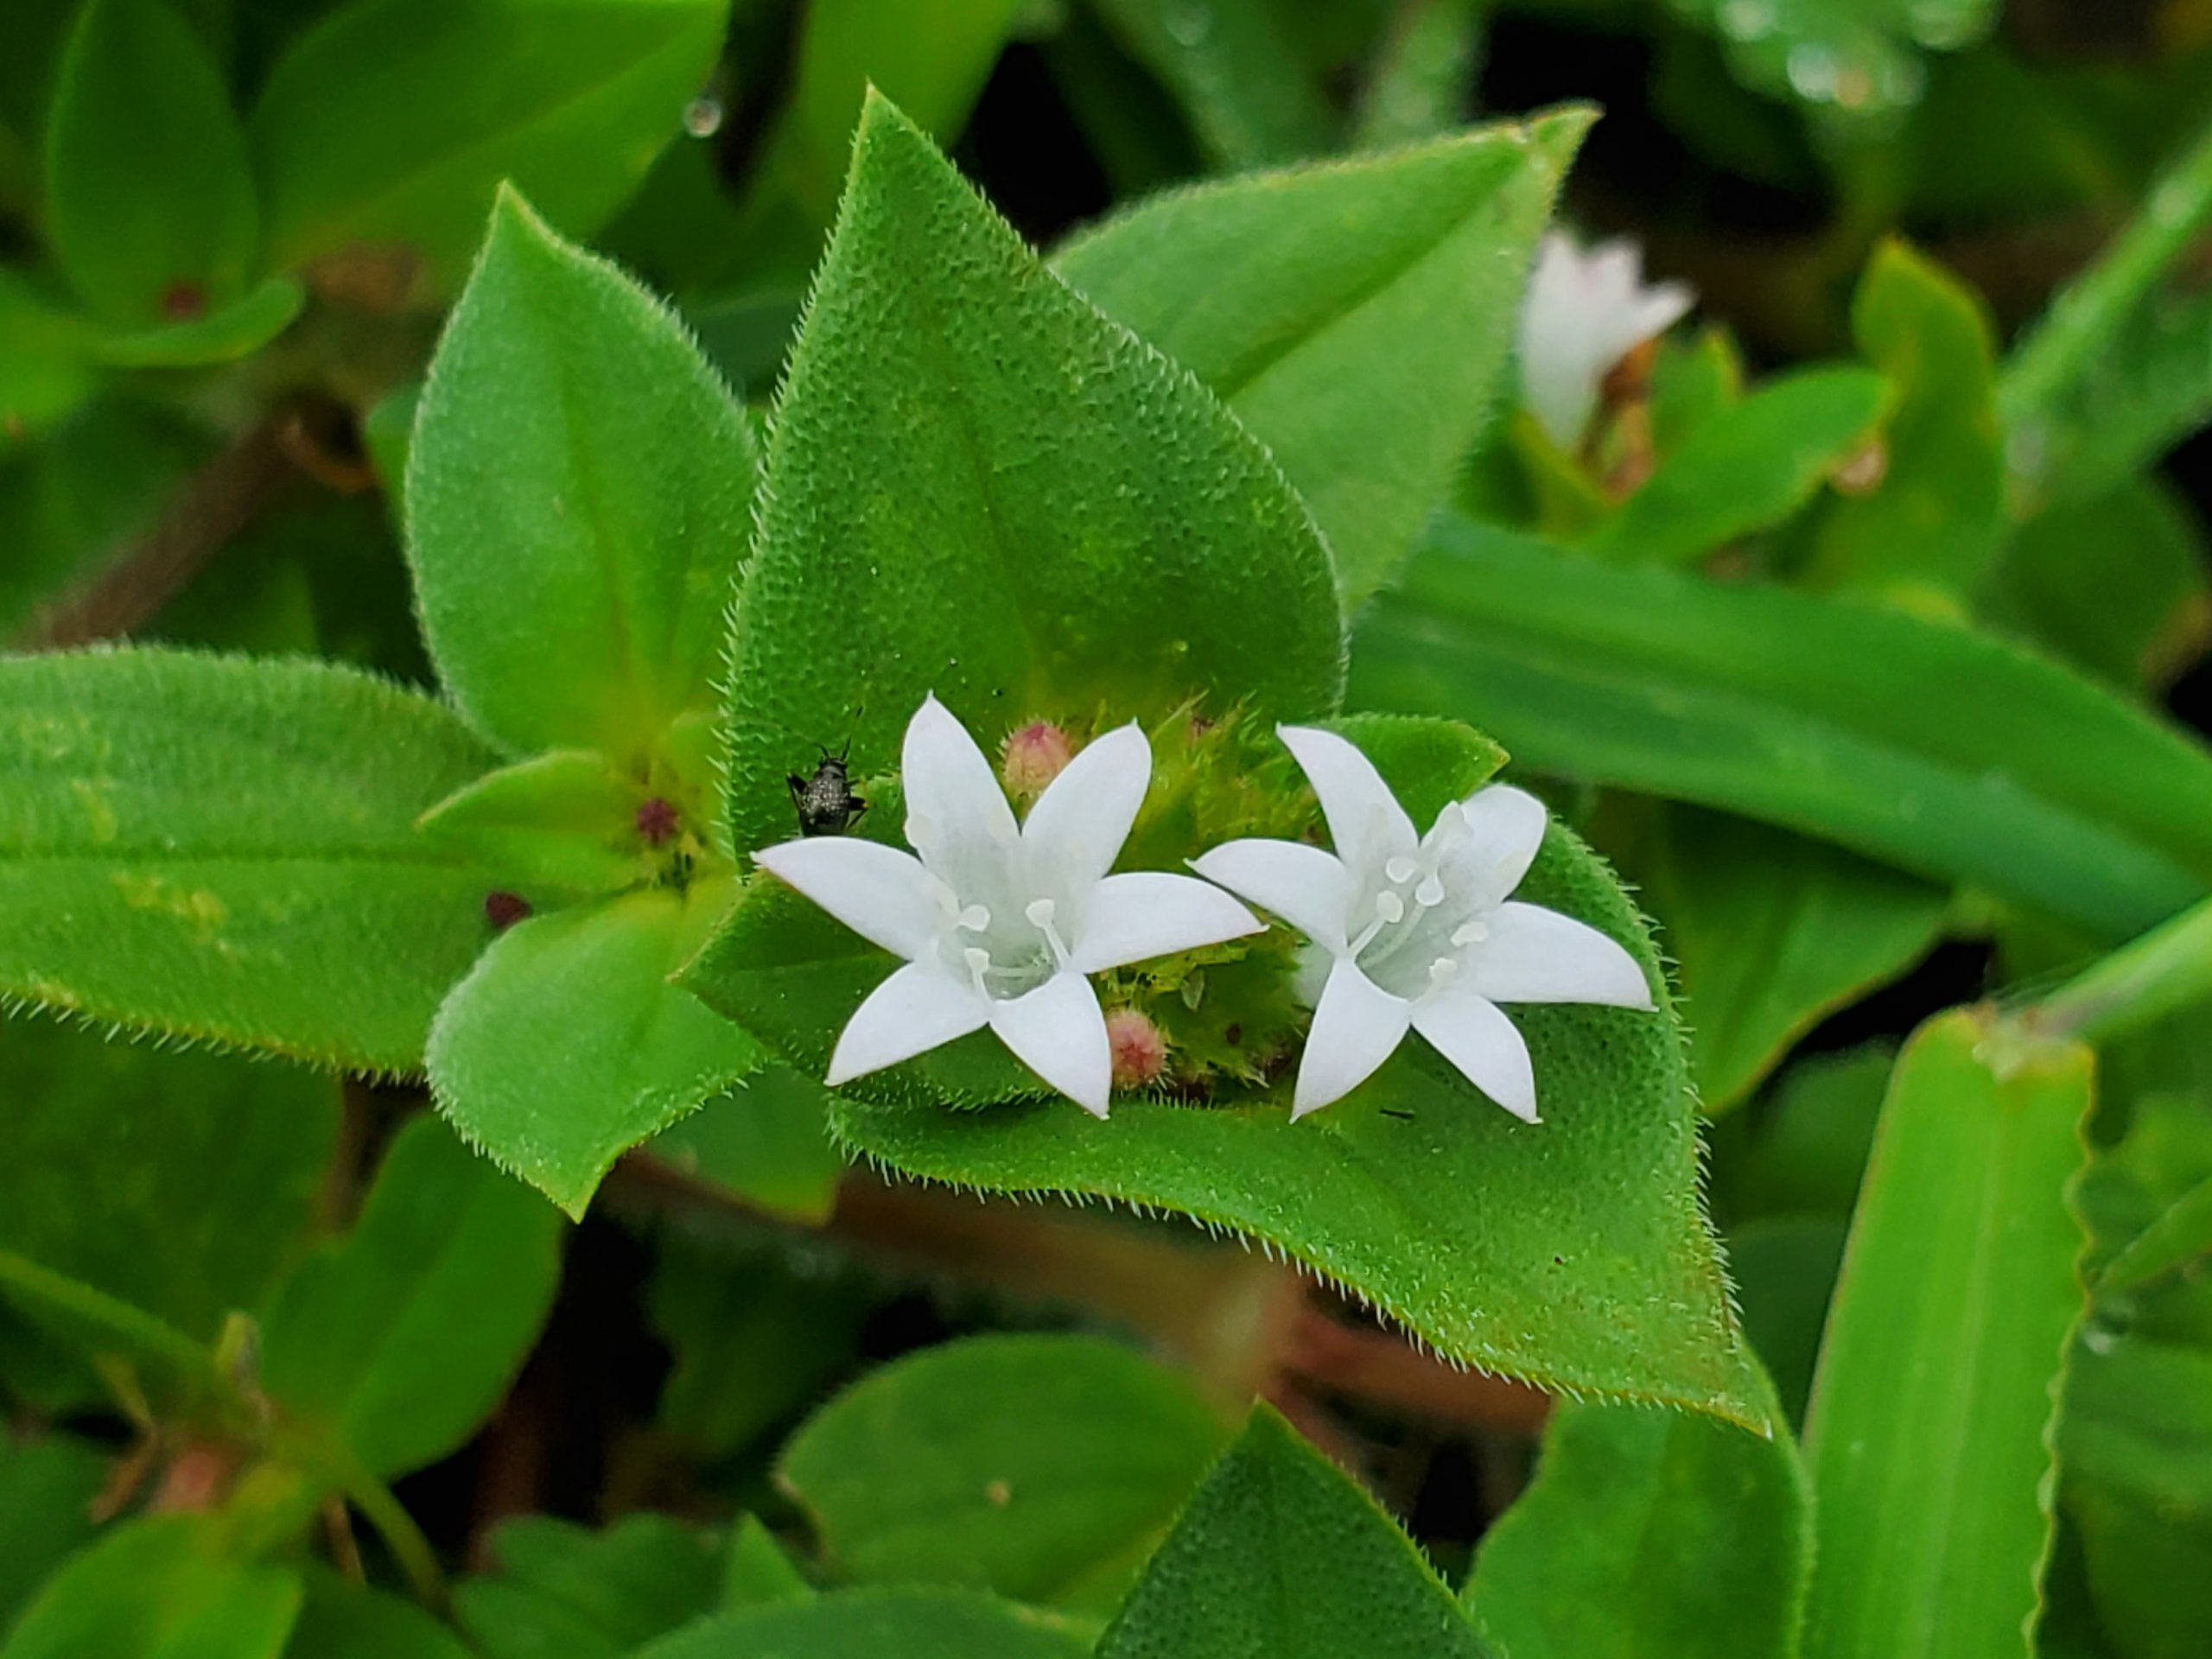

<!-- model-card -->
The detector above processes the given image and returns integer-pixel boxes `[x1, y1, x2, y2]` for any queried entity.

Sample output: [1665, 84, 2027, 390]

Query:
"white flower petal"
[1461, 900, 1654, 1008]
[826, 960, 990, 1084]
[754, 836, 945, 960]
[1187, 838, 1353, 954]
[1624, 281, 1694, 349]
[1021, 721, 1150, 894]
[1517, 231, 1694, 450]
[990, 969, 1113, 1116]
[1277, 725, 1417, 876]
[1071, 870, 1262, 974]
[1293, 957, 1412, 1120]
[1438, 783, 1550, 911]
[903, 695, 1018, 885]
[1410, 989, 1539, 1122]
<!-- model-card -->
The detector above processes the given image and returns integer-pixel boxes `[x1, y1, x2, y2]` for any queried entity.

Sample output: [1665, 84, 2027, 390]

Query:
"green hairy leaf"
[1353, 518, 2212, 941]
[426, 880, 764, 1217]
[1097, 1407, 1491, 1658]
[1056, 111, 1587, 604]
[779, 1335, 1229, 1611]
[258, 1116, 563, 1479]
[409, 187, 756, 761]
[251, 0, 726, 288]
[1802, 1010, 2092, 1659]
[719, 92, 1344, 854]
[1465, 1400, 1812, 1659]
[0, 650, 505, 1070]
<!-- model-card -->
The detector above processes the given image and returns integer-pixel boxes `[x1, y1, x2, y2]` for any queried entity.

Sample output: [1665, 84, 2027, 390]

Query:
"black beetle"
[789, 745, 868, 836]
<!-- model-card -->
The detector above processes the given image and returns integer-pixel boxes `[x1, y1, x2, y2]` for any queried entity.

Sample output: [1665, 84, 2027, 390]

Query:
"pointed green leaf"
[1464, 1398, 1809, 1659]
[779, 1335, 1229, 1613]
[1054, 111, 1586, 604]
[0, 649, 505, 1070]
[1098, 1407, 1490, 1659]
[410, 188, 756, 760]
[416, 748, 656, 895]
[1352, 518, 2212, 941]
[1800, 242, 2005, 601]
[258, 1117, 563, 1479]
[0, 1019, 338, 1341]
[722, 1518, 815, 1611]
[636, 1588, 1091, 1658]
[1619, 805, 1947, 1111]
[428, 880, 764, 1215]
[0, 1516, 302, 1659]
[719, 93, 1343, 854]
[456, 1515, 723, 1659]
[251, 0, 725, 286]
[1581, 365, 1889, 568]
[1802, 1009, 2092, 1659]
[43, 0, 257, 325]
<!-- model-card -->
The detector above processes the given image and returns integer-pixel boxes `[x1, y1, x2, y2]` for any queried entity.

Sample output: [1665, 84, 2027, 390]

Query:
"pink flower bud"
[1001, 721, 1076, 796]
[1106, 1008, 1168, 1090]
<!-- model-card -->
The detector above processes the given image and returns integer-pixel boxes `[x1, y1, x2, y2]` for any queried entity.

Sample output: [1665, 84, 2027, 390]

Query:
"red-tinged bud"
[1107, 1007, 1169, 1090]
[1002, 721, 1076, 797]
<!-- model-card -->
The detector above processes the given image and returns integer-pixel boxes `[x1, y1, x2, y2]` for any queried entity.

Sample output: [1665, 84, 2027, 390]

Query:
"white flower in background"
[1192, 728, 1654, 1121]
[754, 696, 1262, 1116]
[1517, 230, 1694, 451]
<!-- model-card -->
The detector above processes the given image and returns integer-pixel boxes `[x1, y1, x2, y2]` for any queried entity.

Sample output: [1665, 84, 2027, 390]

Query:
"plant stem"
[2032, 892, 2212, 1046]
[1998, 113, 2212, 432]
[0, 1249, 217, 1385]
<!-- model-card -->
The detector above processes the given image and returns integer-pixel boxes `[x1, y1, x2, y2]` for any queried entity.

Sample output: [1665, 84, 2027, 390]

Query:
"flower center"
[936, 892, 1065, 1002]
[1347, 849, 1484, 1003]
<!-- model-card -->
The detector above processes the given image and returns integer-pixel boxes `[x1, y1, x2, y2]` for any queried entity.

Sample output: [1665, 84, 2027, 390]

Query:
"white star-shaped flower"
[754, 696, 1262, 1116]
[1517, 229, 1694, 451]
[1192, 728, 1654, 1121]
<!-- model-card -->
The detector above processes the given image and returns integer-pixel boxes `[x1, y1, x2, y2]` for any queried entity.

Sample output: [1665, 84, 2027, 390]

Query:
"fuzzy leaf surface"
[0, 650, 505, 1070]
[719, 94, 1342, 853]
[1055, 112, 1585, 604]
[427, 880, 764, 1216]
[1097, 1408, 1491, 1659]
[409, 188, 756, 760]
